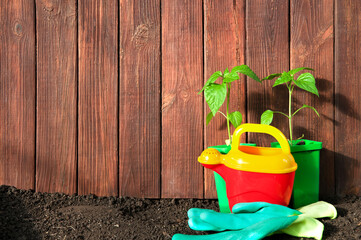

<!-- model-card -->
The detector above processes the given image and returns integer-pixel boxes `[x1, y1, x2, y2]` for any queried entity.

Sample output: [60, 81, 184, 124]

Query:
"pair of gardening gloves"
[172, 201, 337, 240]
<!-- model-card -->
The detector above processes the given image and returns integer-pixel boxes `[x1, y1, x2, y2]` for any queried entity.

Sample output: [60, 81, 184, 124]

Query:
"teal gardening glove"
[172, 201, 337, 240]
[172, 202, 300, 240]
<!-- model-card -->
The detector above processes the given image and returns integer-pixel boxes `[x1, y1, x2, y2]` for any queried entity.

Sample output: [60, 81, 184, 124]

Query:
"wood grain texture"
[204, 0, 246, 199]
[78, 0, 118, 196]
[246, 0, 289, 145]
[36, 0, 77, 194]
[119, 0, 161, 198]
[335, 0, 361, 196]
[161, 0, 203, 198]
[291, 0, 334, 197]
[0, 0, 36, 189]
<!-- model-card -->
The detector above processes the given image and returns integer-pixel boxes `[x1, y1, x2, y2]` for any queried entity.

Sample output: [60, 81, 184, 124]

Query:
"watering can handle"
[231, 124, 290, 155]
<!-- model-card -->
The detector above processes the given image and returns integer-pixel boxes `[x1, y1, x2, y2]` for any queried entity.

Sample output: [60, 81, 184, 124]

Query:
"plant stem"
[289, 87, 293, 145]
[226, 83, 231, 144]
[292, 106, 304, 117]
[218, 111, 227, 119]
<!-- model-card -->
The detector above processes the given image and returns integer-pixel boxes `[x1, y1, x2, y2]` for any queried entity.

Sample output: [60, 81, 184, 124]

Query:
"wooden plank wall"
[161, 0, 203, 198]
[78, 0, 118, 196]
[119, 0, 161, 198]
[1, 0, 361, 198]
[36, 0, 77, 194]
[335, 0, 361, 195]
[0, 0, 36, 190]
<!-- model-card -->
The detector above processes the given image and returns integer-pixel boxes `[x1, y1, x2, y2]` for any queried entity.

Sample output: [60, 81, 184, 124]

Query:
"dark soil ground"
[0, 185, 360, 240]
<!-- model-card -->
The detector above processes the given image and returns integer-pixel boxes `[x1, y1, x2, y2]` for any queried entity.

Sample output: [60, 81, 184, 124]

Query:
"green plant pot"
[208, 143, 256, 213]
[271, 139, 322, 208]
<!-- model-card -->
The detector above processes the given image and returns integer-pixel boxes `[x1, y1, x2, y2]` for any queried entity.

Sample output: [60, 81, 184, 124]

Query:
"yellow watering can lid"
[198, 124, 297, 174]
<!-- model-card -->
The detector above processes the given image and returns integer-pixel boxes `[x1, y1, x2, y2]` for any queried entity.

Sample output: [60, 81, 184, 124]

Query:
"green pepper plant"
[260, 67, 320, 145]
[199, 65, 261, 145]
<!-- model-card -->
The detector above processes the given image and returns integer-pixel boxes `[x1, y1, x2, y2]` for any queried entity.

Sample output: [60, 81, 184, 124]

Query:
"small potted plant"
[260, 67, 322, 208]
[199, 65, 261, 212]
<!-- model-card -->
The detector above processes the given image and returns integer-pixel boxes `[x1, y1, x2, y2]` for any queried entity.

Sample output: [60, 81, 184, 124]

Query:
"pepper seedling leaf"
[223, 72, 240, 83]
[198, 71, 223, 94]
[294, 73, 319, 96]
[262, 73, 282, 81]
[261, 110, 274, 125]
[288, 67, 314, 76]
[204, 83, 227, 116]
[273, 71, 293, 87]
[231, 65, 261, 82]
[228, 111, 243, 128]
[206, 112, 214, 126]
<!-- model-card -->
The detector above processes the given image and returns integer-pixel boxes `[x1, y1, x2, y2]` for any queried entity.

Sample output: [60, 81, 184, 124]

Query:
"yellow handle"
[231, 124, 290, 154]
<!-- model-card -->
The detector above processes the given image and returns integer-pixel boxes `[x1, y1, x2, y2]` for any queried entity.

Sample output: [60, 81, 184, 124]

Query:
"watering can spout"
[198, 148, 223, 165]
[198, 148, 230, 177]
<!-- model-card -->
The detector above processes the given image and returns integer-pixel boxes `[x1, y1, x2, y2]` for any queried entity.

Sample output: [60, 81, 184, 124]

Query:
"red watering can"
[198, 124, 297, 212]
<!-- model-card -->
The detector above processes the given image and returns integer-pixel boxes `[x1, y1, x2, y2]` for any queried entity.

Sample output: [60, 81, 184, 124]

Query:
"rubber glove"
[172, 215, 298, 240]
[177, 201, 337, 240]
[187, 202, 301, 231]
[172, 202, 300, 240]
[279, 201, 337, 240]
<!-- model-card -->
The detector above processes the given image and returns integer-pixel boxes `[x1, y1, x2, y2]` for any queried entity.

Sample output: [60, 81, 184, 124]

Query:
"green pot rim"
[208, 143, 257, 154]
[271, 139, 322, 153]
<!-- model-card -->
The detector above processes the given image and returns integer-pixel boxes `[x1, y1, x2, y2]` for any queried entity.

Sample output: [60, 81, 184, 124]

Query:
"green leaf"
[294, 73, 319, 96]
[223, 72, 240, 83]
[228, 111, 243, 128]
[273, 71, 293, 87]
[204, 83, 227, 116]
[231, 65, 261, 82]
[223, 77, 239, 83]
[262, 73, 282, 81]
[198, 71, 223, 94]
[261, 110, 274, 125]
[206, 112, 214, 126]
[288, 67, 314, 76]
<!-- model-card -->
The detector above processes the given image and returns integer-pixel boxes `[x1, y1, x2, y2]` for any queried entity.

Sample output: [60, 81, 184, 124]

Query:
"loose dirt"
[0, 185, 360, 239]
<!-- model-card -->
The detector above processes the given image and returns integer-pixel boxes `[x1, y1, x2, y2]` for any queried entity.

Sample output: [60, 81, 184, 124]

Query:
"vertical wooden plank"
[335, 0, 361, 196]
[162, 0, 203, 198]
[204, 0, 246, 198]
[246, 0, 289, 144]
[78, 0, 118, 196]
[119, 0, 161, 198]
[0, 0, 35, 189]
[291, 0, 334, 197]
[36, 0, 77, 194]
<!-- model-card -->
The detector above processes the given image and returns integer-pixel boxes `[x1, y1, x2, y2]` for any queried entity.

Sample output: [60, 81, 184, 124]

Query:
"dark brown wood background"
[0, 0, 359, 198]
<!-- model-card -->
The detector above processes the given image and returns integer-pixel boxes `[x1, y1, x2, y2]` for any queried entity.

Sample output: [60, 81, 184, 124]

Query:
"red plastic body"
[202, 163, 295, 211]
